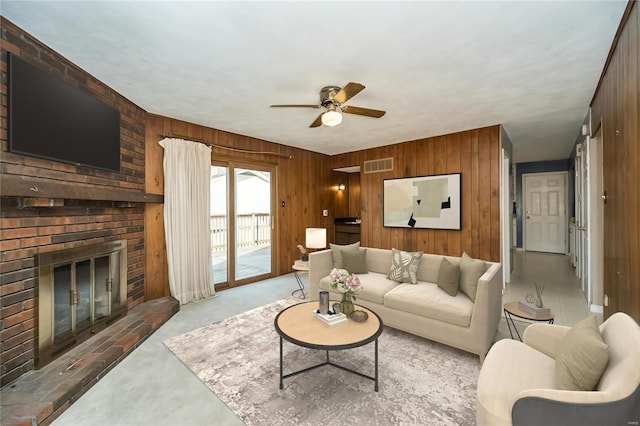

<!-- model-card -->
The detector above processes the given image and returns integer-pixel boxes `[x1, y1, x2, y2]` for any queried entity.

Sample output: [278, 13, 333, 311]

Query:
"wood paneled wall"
[591, 1, 639, 321]
[329, 126, 502, 262]
[144, 114, 336, 296]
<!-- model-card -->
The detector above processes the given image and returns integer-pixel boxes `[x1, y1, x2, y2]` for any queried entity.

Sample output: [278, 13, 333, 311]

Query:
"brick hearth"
[0, 296, 179, 426]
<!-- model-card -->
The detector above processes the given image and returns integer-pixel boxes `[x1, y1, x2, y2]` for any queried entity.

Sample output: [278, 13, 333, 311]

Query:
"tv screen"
[8, 53, 121, 172]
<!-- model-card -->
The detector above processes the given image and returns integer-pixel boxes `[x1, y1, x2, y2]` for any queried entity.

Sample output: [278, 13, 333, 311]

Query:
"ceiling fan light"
[321, 110, 342, 127]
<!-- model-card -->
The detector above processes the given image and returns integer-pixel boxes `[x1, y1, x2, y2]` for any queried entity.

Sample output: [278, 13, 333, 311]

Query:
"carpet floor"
[163, 298, 480, 426]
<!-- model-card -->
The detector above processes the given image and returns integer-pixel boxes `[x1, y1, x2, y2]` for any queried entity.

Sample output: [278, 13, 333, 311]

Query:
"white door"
[574, 144, 585, 282]
[524, 172, 567, 253]
[577, 142, 589, 295]
[501, 150, 511, 285]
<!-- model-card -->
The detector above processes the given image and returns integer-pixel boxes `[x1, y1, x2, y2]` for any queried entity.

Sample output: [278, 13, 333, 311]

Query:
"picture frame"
[383, 173, 461, 230]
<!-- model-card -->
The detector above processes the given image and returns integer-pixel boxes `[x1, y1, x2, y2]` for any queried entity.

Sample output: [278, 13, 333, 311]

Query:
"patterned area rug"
[163, 298, 480, 426]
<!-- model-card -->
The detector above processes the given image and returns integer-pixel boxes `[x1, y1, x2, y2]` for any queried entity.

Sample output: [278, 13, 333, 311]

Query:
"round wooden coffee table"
[503, 300, 554, 341]
[274, 301, 383, 391]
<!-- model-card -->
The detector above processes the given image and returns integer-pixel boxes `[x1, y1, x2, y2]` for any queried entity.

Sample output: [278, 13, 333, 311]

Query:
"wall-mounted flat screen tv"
[8, 52, 121, 173]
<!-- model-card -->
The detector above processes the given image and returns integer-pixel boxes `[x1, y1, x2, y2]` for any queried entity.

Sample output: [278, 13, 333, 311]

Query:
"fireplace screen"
[37, 240, 127, 368]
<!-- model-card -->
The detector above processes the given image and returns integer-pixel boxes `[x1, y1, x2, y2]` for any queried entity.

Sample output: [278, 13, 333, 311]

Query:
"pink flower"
[346, 274, 361, 292]
[330, 268, 362, 296]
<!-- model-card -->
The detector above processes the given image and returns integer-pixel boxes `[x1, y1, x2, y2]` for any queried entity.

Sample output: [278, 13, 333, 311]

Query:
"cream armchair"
[476, 312, 640, 426]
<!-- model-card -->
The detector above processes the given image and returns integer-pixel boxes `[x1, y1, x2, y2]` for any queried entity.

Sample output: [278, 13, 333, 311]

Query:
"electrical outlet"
[322, 209, 328, 217]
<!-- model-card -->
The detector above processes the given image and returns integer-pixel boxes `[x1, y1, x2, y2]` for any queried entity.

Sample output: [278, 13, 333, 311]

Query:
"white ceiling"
[1, 1, 627, 163]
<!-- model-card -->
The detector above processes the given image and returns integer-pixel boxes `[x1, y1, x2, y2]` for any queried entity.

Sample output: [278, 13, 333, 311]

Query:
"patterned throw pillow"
[387, 248, 423, 284]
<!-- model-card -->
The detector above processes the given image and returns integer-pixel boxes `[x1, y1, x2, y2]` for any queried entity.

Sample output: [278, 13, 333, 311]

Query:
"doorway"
[523, 172, 567, 254]
[210, 161, 276, 289]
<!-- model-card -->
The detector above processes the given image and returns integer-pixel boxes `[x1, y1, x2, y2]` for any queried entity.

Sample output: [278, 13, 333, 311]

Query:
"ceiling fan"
[270, 82, 386, 128]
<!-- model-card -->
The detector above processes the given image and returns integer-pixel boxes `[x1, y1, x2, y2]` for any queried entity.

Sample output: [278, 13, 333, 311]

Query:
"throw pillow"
[329, 241, 360, 269]
[387, 248, 423, 284]
[555, 316, 609, 391]
[342, 249, 368, 274]
[437, 257, 460, 297]
[459, 252, 486, 302]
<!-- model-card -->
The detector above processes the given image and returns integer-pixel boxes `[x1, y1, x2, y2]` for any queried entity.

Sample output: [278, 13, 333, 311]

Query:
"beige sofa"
[308, 247, 503, 361]
[476, 312, 640, 426]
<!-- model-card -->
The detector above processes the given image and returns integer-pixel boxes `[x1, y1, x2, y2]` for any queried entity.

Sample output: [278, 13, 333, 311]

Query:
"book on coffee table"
[312, 311, 347, 327]
[517, 300, 551, 318]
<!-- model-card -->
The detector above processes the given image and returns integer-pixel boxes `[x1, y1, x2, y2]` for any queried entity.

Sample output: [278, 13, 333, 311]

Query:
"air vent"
[363, 157, 394, 173]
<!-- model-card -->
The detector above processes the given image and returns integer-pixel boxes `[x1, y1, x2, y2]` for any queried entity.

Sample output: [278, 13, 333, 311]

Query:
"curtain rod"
[159, 133, 293, 159]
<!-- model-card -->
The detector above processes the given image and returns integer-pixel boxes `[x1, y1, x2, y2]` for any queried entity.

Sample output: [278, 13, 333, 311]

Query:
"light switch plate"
[322, 209, 328, 217]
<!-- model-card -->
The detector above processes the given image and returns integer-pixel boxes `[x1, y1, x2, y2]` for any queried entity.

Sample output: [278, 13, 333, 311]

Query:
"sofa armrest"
[511, 386, 640, 426]
[523, 323, 571, 359]
[516, 388, 615, 405]
[470, 262, 503, 354]
[309, 249, 333, 301]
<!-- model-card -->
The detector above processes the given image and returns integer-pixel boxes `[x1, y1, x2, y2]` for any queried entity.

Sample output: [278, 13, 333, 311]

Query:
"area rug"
[163, 298, 480, 426]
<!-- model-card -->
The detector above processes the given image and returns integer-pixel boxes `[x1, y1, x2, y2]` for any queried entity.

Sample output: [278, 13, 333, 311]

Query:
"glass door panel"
[75, 260, 91, 331]
[94, 256, 110, 320]
[234, 168, 272, 281]
[211, 162, 275, 288]
[210, 166, 228, 285]
[53, 264, 72, 339]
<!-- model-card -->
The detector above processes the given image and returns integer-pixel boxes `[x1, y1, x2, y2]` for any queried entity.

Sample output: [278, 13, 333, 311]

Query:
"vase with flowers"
[329, 268, 362, 317]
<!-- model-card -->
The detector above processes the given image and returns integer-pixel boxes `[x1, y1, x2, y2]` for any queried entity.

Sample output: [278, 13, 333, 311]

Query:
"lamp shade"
[306, 228, 326, 249]
[321, 110, 342, 127]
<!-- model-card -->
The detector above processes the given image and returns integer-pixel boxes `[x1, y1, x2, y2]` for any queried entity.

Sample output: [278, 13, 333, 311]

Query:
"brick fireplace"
[0, 204, 147, 387]
[0, 18, 152, 388]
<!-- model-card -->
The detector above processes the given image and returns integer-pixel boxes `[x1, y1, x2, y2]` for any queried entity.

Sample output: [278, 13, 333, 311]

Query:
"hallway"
[503, 250, 596, 326]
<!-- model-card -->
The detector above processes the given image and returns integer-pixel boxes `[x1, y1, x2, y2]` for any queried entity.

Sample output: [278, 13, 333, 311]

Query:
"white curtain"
[159, 138, 215, 304]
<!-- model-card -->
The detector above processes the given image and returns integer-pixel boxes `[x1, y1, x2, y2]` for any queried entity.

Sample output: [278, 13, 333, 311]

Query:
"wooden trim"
[1, 174, 163, 203]
[590, 0, 637, 105]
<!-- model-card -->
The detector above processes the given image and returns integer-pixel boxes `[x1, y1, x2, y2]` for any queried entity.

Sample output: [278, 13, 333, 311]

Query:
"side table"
[292, 264, 308, 299]
[503, 301, 554, 341]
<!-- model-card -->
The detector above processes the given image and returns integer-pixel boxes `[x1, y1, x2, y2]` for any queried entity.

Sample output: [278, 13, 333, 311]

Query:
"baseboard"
[590, 304, 603, 314]
[516, 247, 525, 252]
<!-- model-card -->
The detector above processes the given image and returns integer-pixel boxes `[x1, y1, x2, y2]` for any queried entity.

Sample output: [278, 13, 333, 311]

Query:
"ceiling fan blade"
[333, 82, 365, 104]
[270, 104, 321, 108]
[342, 105, 386, 118]
[309, 114, 323, 128]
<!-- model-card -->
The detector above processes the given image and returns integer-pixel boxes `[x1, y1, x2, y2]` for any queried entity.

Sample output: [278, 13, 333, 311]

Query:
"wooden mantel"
[1, 174, 163, 203]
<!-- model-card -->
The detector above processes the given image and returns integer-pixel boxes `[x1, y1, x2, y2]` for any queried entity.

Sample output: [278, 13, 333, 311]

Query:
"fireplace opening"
[36, 240, 128, 368]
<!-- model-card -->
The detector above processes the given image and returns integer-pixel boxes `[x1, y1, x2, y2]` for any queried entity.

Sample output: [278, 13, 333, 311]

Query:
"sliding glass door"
[210, 161, 275, 289]
[210, 165, 229, 284]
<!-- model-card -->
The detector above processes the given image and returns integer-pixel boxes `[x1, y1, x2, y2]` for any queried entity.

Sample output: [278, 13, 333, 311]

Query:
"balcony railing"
[210, 213, 271, 251]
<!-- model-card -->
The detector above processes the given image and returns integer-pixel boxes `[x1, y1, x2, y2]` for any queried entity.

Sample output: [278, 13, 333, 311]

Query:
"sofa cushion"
[387, 248, 423, 284]
[329, 242, 360, 269]
[555, 316, 609, 391]
[459, 252, 486, 302]
[437, 257, 460, 297]
[342, 248, 368, 274]
[477, 339, 556, 424]
[319, 272, 399, 305]
[384, 282, 473, 327]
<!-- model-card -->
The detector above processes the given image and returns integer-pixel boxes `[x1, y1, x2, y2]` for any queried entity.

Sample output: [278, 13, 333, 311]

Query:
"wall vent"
[363, 157, 394, 173]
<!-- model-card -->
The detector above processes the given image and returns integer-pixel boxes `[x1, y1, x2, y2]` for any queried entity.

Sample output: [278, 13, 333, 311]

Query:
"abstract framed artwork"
[383, 173, 461, 230]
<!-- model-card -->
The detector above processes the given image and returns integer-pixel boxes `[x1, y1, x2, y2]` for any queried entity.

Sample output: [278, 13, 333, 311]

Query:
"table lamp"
[305, 228, 327, 258]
